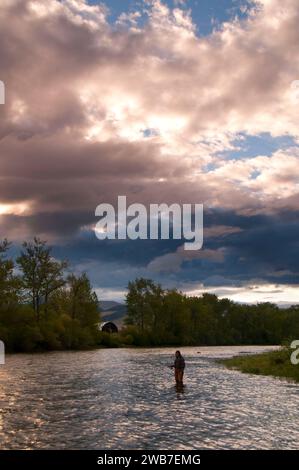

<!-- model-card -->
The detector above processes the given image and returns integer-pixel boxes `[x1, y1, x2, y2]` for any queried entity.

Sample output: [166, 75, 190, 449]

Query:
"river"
[0, 346, 298, 450]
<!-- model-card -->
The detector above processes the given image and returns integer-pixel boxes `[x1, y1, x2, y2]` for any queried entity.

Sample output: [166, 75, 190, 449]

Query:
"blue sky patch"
[220, 133, 298, 160]
[88, 0, 256, 36]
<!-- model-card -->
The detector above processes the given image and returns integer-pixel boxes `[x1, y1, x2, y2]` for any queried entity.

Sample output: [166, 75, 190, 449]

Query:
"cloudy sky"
[0, 0, 299, 304]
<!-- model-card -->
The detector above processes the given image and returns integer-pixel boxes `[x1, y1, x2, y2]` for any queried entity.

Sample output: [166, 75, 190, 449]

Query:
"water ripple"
[0, 346, 298, 449]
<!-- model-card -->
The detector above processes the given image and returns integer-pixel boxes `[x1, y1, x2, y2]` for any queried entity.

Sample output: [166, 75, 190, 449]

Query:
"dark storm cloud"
[0, 0, 299, 303]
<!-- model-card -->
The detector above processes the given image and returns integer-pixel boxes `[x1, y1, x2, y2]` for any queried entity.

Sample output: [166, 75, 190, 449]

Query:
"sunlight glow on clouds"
[0, 202, 31, 216]
[186, 283, 299, 307]
[0, 0, 299, 302]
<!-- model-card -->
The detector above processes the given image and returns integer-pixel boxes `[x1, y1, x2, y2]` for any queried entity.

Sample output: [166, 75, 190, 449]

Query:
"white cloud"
[0, 0, 298, 301]
[185, 282, 299, 306]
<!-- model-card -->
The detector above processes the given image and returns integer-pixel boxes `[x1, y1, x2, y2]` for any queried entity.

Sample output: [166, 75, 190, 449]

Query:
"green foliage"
[125, 278, 163, 332]
[98, 332, 121, 348]
[124, 278, 299, 347]
[0, 239, 20, 306]
[220, 347, 299, 383]
[0, 239, 101, 352]
[16, 238, 68, 321]
[1, 241, 299, 353]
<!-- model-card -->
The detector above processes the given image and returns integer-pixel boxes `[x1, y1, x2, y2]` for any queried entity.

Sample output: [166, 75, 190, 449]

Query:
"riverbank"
[220, 347, 299, 383]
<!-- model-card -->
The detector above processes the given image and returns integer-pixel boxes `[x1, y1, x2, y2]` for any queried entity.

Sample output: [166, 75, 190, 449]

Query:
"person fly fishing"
[170, 350, 185, 385]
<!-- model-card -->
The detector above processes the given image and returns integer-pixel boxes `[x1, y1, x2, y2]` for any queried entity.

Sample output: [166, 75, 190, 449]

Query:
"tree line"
[123, 278, 299, 347]
[1, 239, 299, 352]
[0, 238, 101, 352]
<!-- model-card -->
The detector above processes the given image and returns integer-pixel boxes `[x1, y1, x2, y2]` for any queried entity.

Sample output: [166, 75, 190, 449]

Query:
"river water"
[0, 346, 298, 450]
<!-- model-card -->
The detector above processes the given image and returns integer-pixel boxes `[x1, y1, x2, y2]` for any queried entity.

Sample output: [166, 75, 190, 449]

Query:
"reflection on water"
[0, 345, 298, 450]
[175, 382, 185, 396]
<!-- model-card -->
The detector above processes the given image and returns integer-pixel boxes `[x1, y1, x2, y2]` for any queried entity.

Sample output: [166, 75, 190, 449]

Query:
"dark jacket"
[174, 356, 185, 370]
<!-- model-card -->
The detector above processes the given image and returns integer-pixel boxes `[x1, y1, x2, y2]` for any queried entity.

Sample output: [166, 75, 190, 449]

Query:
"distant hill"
[100, 300, 123, 311]
[99, 301, 127, 327]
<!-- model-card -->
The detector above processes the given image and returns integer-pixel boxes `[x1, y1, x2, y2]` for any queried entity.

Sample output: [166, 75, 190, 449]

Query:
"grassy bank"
[220, 347, 299, 383]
